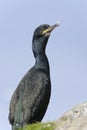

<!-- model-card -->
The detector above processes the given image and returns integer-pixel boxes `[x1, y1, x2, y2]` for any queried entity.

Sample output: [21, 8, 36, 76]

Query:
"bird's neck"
[35, 53, 50, 73]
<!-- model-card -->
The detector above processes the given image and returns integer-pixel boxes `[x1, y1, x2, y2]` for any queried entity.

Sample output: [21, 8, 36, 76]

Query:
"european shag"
[9, 23, 58, 130]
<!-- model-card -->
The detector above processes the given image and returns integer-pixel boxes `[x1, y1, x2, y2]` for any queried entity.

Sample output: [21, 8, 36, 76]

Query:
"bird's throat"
[35, 54, 50, 72]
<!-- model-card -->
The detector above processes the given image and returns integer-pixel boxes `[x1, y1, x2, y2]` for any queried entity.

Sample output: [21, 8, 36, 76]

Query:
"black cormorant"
[8, 23, 58, 130]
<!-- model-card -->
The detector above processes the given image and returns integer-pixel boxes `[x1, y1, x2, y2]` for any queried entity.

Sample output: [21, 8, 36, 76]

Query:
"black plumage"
[8, 24, 58, 130]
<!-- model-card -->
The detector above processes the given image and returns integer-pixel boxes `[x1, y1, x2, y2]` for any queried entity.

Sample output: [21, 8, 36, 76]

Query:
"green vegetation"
[18, 122, 56, 130]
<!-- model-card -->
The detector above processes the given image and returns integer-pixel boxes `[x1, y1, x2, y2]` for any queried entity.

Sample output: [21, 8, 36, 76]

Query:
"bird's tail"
[12, 124, 22, 130]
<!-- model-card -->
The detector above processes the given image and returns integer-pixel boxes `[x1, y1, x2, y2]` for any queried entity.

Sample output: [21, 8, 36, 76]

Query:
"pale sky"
[0, 0, 87, 130]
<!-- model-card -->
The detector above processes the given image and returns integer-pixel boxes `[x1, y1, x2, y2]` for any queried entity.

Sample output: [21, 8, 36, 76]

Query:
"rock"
[55, 102, 87, 130]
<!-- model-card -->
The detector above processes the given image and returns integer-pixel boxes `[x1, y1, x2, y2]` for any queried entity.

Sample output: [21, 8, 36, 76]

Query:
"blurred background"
[0, 0, 87, 129]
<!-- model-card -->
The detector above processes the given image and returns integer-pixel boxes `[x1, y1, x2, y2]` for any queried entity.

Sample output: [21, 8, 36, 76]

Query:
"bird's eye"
[41, 28, 46, 35]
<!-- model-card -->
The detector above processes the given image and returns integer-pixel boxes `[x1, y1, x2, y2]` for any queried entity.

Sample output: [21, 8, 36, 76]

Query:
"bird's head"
[32, 24, 59, 57]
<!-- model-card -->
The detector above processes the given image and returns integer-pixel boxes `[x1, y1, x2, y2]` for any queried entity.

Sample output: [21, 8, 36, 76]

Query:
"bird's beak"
[42, 23, 59, 35]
